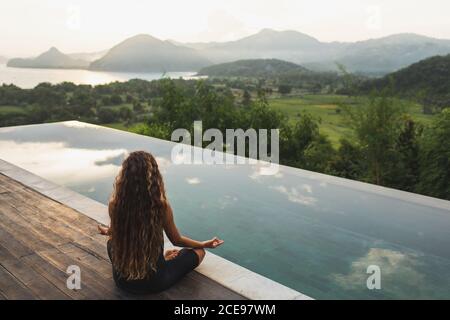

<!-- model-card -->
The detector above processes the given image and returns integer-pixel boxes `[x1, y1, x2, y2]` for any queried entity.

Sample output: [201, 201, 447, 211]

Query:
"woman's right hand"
[202, 237, 224, 248]
[98, 224, 110, 236]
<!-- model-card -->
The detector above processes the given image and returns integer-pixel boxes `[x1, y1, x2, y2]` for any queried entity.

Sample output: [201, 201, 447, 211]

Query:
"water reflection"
[0, 139, 126, 184]
[0, 64, 197, 89]
[186, 177, 201, 185]
[95, 154, 128, 167]
[270, 185, 317, 206]
[0, 121, 449, 299]
[331, 247, 440, 299]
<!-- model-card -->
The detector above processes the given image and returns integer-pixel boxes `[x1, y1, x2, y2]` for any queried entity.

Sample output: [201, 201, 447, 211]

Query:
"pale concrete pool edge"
[0, 158, 312, 300]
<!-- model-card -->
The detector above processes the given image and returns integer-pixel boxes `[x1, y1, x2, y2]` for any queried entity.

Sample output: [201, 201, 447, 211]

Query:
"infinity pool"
[1, 121, 449, 299]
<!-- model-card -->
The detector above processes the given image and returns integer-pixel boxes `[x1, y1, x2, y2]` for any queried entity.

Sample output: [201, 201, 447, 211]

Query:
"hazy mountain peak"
[89, 33, 210, 72]
[123, 33, 162, 44]
[38, 47, 65, 58]
[7, 46, 89, 69]
[245, 28, 320, 43]
[257, 28, 278, 35]
[48, 46, 60, 52]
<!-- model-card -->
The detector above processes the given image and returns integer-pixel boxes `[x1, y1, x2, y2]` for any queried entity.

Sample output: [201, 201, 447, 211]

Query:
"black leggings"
[107, 240, 199, 294]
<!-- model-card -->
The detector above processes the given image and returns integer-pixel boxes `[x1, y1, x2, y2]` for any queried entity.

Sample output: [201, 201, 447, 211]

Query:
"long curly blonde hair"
[109, 151, 167, 280]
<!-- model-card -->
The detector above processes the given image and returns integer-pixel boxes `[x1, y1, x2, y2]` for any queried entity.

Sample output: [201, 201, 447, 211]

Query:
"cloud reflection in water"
[0, 140, 127, 185]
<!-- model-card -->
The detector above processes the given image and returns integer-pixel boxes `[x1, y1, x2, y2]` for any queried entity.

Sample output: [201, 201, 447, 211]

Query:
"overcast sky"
[1, 0, 450, 57]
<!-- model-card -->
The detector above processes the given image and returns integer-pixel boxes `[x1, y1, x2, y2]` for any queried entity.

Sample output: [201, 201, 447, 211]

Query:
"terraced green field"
[0, 106, 28, 116]
[269, 95, 436, 147]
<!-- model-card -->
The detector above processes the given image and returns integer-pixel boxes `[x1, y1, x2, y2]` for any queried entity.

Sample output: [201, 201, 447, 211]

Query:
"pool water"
[1, 121, 449, 299]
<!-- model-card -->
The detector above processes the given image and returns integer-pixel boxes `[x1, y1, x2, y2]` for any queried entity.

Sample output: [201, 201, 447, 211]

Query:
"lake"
[0, 64, 198, 88]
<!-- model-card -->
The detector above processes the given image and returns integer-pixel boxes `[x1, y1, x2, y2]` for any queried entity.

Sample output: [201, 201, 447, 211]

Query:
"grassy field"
[0, 106, 27, 116]
[103, 122, 144, 131]
[269, 94, 436, 147]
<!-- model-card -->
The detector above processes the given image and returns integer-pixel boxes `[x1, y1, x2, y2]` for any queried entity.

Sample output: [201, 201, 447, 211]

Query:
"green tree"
[280, 112, 333, 171]
[303, 135, 335, 172]
[133, 101, 144, 113]
[110, 94, 123, 105]
[392, 118, 421, 191]
[242, 90, 252, 107]
[416, 108, 450, 200]
[278, 84, 292, 95]
[344, 92, 405, 185]
[154, 79, 186, 127]
[69, 90, 96, 117]
[119, 106, 133, 122]
[126, 94, 134, 104]
[246, 89, 285, 130]
[98, 107, 119, 123]
[132, 122, 172, 140]
[330, 139, 364, 179]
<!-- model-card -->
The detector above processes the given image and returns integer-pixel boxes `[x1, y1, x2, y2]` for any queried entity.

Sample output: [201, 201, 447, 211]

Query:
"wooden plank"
[21, 252, 93, 300]
[69, 235, 110, 261]
[0, 199, 65, 252]
[0, 265, 36, 300]
[0, 226, 34, 258]
[35, 247, 128, 299]
[0, 244, 69, 300]
[0, 183, 9, 194]
[56, 243, 173, 300]
[0, 192, 73, 244]
[3, 179, 105, 245]
[58, 242, 112, 279]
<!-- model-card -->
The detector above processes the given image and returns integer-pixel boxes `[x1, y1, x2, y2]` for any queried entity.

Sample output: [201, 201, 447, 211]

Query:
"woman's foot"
[164, 249, 179, 261]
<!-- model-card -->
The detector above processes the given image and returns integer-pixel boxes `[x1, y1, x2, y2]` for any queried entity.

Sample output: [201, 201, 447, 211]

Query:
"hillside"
[335, 34, 450, 75]
[7, 47, 89, 69]
[197, 58, 343, 92]
[89, 34, 211, 72]
[197, 58, 310, 77]
[361, 54, 450, 106]
[194, 29, 328, 65]
[191, 29, 450, 75]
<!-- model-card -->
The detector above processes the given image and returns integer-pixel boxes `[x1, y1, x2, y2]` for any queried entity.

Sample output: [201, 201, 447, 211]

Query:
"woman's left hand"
[202, 237, 224, 248]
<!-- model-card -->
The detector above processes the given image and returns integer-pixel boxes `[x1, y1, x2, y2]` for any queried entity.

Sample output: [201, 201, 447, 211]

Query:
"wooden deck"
[0, 173, 245, 300]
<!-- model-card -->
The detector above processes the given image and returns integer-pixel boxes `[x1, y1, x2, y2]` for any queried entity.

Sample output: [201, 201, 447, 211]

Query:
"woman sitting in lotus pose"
[98, 150, 224, 293]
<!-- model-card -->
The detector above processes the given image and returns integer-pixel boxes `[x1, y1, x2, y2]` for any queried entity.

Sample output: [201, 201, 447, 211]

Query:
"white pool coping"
[0, 158, 312, 300]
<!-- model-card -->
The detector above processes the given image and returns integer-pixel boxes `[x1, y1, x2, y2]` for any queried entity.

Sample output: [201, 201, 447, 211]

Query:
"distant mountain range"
[7, 47, 89, 69]
[6, 29, 450, 75]
[190, 29, 328, 64]
[190, 29, 450, 75]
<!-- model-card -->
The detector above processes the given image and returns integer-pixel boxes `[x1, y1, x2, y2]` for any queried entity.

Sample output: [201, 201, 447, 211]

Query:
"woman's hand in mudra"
[164, 249, 179, 261]
[202, 237, 224, 249]
[98, 225, 110, 236]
